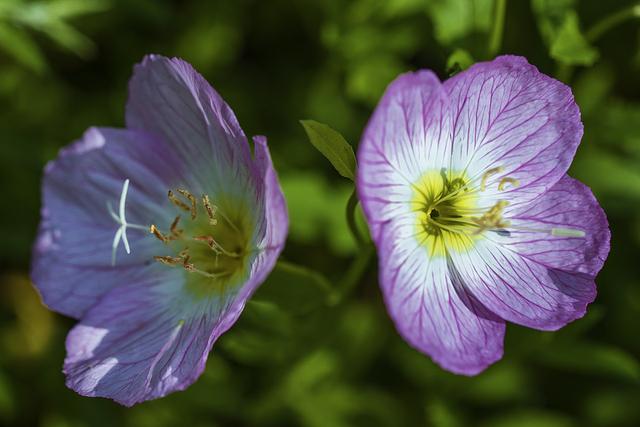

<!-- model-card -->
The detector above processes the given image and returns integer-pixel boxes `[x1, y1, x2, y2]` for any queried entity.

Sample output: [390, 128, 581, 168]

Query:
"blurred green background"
[1, 0, 640, 426]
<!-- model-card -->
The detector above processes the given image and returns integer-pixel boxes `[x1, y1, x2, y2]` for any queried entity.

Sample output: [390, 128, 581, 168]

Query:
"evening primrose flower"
[31, 55, 288, 405]
[357, 56, 610, 374]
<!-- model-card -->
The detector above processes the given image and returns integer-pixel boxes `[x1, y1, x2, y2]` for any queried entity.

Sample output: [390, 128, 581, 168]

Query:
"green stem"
[488, 0, 507, 58]
[555, 4, 640, 83]
[329, 243, 375, 305]
[586, 5, 640, 43]
[346, 189, 365, 246]
[275, 260, 333, 295]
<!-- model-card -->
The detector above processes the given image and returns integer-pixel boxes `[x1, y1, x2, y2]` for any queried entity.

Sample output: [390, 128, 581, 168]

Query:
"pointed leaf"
[300, 120, 357, 180]
[0, 23, 46, 72]
[550, 12, 599, 66]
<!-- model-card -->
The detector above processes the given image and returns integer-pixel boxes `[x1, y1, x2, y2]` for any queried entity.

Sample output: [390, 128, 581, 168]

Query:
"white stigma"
[550, 227, 586, 238]
[108, 179, 148, 266]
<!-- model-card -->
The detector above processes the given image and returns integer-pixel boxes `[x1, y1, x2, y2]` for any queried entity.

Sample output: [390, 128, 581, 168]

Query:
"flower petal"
[61, 135, 287, 407]
[502, 175, 610, 276]
[227, 136, 289, 313]
[378, 223, 505, 375]
[358, 70, 449, 241]
[449, 175, 609, 331]
[31, 127, 181, 318]
[443, 55, 582, 207]
[126, 54, 253, 195]
[64, 267, 237, 406]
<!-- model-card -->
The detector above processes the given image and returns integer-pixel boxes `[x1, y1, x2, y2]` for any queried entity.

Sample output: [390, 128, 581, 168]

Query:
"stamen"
[202, 194, 218, 225]
[177, 189, 198, 220]
[472, 200, 510, 234]
[150, 224, 169, 243]
[480, 167, 503, 191]
[154, 251, 232, 279]
[154, 255, 182, 266]
[498, 177, 520, 191]
[193, 235, 241, 258]
[170, 216, 182, 237]
[168, 190, 192, 213]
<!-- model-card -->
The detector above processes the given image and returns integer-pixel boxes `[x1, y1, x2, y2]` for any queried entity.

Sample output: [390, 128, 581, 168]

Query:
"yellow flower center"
[411, 167, 586, 258]
[412, 170, 483, 257]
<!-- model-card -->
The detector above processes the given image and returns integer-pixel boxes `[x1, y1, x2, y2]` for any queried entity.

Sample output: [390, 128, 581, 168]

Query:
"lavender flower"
[357, 56, 610, 375]
[31, 55, 288, 405]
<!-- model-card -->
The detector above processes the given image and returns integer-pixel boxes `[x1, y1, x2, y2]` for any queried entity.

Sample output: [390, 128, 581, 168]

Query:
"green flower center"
[150, 189, 255, 298]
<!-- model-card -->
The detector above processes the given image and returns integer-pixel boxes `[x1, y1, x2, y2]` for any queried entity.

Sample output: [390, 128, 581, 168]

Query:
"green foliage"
[280, 172, 356, 255]
[550, 12, 599, 66]
[446, 48, 475, 75]
[1, 0, 640, 426]
[0, 0, 108, 72]
[426, 0, 493, 46]
[532, 0, 599, 66]
[300, 120, 357, 181]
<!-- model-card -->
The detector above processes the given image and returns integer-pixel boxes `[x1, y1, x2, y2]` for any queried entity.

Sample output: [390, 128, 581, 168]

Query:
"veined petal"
[31, 128, 183, 318]
[450, 240, 596, 330]
[501, 175, 610, 276]
[64, 267, 237, 406]
[378, 224, 505, 375]
[251, 136, 288, 256]
[209, 135, 289, 334]
[443, 55, 583, 208]
[126, 55, 253, 196]
[358, 70, 449, 241]
[448, 176, 608, 330]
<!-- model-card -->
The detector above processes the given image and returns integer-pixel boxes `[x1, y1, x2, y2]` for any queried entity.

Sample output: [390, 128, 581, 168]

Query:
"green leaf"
[300, 120, 357, 180]
[39, 19, 96, 58]
[426, 0, 493, 46]
[531, 0, 576, 46]
[550, 12, 599, 66]
[0, 23, 46, 72]
[446, 48, 474, 75]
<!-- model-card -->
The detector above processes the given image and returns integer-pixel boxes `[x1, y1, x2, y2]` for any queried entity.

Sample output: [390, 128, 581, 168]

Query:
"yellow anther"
[202, 194, 218, 225]
[177, 189, 197, 220]
[154, 255, 182, 266]
[169, 215, 182, 237]
[498, 177, 520, 191]
[194, 234, 215, 248]
[168, 190, 192, 213]
[182, 254, 196, 272]
[472, 200, 510, 234]
[480, 167, 504, 191]
[150, 224, 169, 243]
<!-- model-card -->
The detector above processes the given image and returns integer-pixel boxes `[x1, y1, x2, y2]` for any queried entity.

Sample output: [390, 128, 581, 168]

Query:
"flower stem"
[488, 0, 507, 58]
[585, 4, 640, 43]
[346, 189, 365, 246]
[275, 260, 333, 295]
[329, 243, 375, 305]
[555, 4, 640, 82]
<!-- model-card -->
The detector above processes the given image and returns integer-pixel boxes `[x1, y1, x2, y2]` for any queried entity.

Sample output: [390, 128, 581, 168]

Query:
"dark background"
[1, 0, 639, 426]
